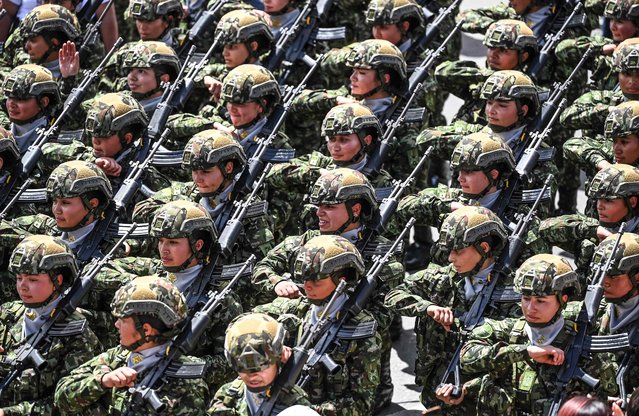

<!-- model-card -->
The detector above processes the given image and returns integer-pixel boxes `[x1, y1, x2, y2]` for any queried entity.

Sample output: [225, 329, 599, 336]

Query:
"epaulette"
[48, 319, 87, 337]
[336, 320, 377, 340]
[164, 361, 207, 379]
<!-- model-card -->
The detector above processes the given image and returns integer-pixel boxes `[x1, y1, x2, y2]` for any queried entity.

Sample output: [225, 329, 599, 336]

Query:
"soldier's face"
[304, 277, 338, 302]
[5, 97, 42, 123]
[448, 245, 482, 274]
[521, 295, 561, 325]
[192, 166, 225, 194]
[16, 273, 57, 304]
[25, 35, 53, 63]
[52, 197, 91, 229]
[596, 198, 629, 225]
[508, 0, 533, 15]
[372, 24, 403, 46]
[238, 364, 278, 390]
[127, 68, 159, 96]
[350, 68, 382, 97]
[317, 203, 351, 232]
[485, 99, 521, 128]
[158, 237, 195, 269]
[486, 47, 520, 71]
[135, 17, 169, 40]
[603, 273, 637, 301]
[613, 134, 639, 165]
[620, 71, 639, 98]
[92, 134, 124, 158]
[226, 102, 263, 127]
[115, 316, 143, 347]
[223, 43, 250, 69]
[326, 134, 367, 163]
[610, 19, 638, 42]
[263, 0, 290, 13]
[457, 169, 491, 196]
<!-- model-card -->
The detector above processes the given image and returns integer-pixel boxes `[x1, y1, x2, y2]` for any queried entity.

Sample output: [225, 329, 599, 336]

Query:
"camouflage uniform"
[54, 276, 210, 415]
[209, 313, 312, 414]
[459, 255, 617, 415]
[125, 0, 185, 48]
[0, 235, 101, 415]
[384, 206, 518, 412]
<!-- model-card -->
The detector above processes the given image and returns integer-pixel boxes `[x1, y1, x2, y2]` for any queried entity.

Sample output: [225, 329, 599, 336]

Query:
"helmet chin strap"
[460, 170, 497, 200]
[24, 274, 62, 308]
[122, 315, 152, 351]
[606, 274, 639, 304]
[458, 242, 490, 279]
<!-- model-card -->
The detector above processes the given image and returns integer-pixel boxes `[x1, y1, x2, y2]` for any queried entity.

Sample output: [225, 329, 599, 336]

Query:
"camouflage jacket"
[559, 89, 625, 136]
[208, 377, 311, 415]
[563, 134, 612, 181]
[459, 305, 618, 415]
[54, 345, 209, 415]
[555, 35, 617, 92]
[0, 300, 101, 416]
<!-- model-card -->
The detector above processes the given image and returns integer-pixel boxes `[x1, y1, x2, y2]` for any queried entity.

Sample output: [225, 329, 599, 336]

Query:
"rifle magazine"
[584, 334, 631, 353]
[217, 262, 254, 280]
[314, 27, 346, 41]
[151, 150, 184, 167]
[17, 188, 47, 203]
[336, 321, 378, 340]
[374, 187, 393, 202]
[262, 148, 296, 163]
[245, 201, 269, 219]
[48, 319, 87, 337]
[165, 362, 207, 379]
[510, 187, 552, 205]
[489, 286, 521, 303]
[362, 240, 404, 259]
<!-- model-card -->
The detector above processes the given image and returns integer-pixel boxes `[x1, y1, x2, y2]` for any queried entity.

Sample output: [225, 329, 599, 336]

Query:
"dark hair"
[558, 396, 611, 416]
[628, 388, 639, 416]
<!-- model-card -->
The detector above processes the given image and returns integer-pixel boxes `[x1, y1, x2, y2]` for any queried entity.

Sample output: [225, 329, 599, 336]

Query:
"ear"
[224, 160, 234, 174]
[561, 294, 569, 304]
[124, 132, 134, 145]
[160, 73, 171, 84]
[194, 239, 204, 252]
[382, 72, 391, 85]
[520, 104, 529, 118]
[55, 274, 63, 288]
[479, 241, 491, 254]
[249, 40, 258, 52]
[89, 197, 100, 209]
[521, 51, 530, 63]
[351, 202, 362, 218]
[363, 134, 373, 146]
[39, 96, 50, 108]
[631, 196, 638, 209]
[400, 21, 410, 32]
[142, 322, 154, 337]
[489, 168, 500, 180]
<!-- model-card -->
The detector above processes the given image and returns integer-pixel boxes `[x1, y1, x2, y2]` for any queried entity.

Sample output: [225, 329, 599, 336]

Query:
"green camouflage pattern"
[605, 101, 639, 139]
[46, 160, 113, 202]
[21, 4, 81, 40]
[84, 92, 148, 138]
[126, 0, 183, 21]
[221, 64, 280, 110]
[224, 313, 285, 373]
[8, 234, 78, 281]
[293, 235, 365, 281]
[437, 206, 508, 253]
[2, 64, 59, 103]
[308, 168, 377, 210]
[513, 254, 580, 297]
[120, 41, 180, 73]
[560, 89, 624, 136]
[182, 129, 246, 172]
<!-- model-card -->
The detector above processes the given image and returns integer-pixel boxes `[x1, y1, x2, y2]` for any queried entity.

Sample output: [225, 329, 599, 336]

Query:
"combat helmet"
[593, 232, 639, 303]
[224, 313, 286, 373]
[309, 168, 378, 233]
[321, 103, 382, 163]
[150, 200, 218, 271]
[588, 164, 639, 226]
[0, 129, 20, 172]
[21, 4, 81, 60]
[127, 0, 183, 22]
[121, 41, 180, 98]
[215, 10, 274, 61]
[46, 161, 113, 230]
[111, 275, 187, 350]
[613, 38, 639, 74]
[479, 70, 540, 129]
[2, 64, 60, 116]
[605, 101, 639, 140]
[85, 93, 148, 145]
[605, 0, 639, 27]
[437, 206, 508, 276]
[9, 235, 78, 307]
[450, 132, 516, 198]
[365, 0, 425, 39]
[346, 39, 408, 96]
[221, 64, 281, 121]
[483, 19, 538, 65]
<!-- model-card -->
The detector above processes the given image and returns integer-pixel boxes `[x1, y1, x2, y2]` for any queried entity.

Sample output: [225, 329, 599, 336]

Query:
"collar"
[168, 264, 204, 295]
[11, 116, 48, 154]
[270, 9, 301, 37]
[525, 316, 565, 346]
[310, 293, 348, 326]
[610, 295, 639, 333]
[199, 179, 236, 219]
[61, 222, 97, 250]
[160, 30, 176, 49]
[245, 385, 268, 415]
[463, 263, 494, 301]
[340, 226, 363, 244]
[603, 216, 639, 234]
[493, 125, 526, 148]
[22, 296, 62, 339]
[127, 342, 170, 375]
[361, 96, 394, 117]
[43, 59, 61, 80]
[469, 189, 502, 210]
[524, 6, 553, 38]
[398, 39, 412, 54]
[347, 155, 368, 171]
[237, 117, 268, 150]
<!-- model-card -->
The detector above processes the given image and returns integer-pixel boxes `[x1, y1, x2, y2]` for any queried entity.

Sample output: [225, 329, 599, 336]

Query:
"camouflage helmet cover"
[605, 101, 639, 138]
[321, 102, 382, 140]
[21, 4, 81, 40]
[309, 168, 378, 214]
[120, 41, 180, 75]
[2, 64, 60, 104]
[483, 19, 538, 53]
[613, 38, 639, 72]
[588, 163, 639, 199]
[150, 200, 218, 248]
[592, 232, 639, 276]
[9, 235, 78, 284]
[221, 64, 281, 114]
[111, 275, 187, 328]
[85, 93, 148, 138]
[46, 161, 113, 205]
[479, 70, 540, 117]
[182, 129, 247, 174]
[604, 0, 639, 23]
[514, 254, 580, 299]
[224, 313, 286, 373]
[346, 39, 408, 92]
[365, 0, 425, 30]
[294, 235, 365, 282]
[127, 0, 183, 20]
[450, 132, 516, 173]
[437, 206, 508, 254]
[215, 10, 274, 55]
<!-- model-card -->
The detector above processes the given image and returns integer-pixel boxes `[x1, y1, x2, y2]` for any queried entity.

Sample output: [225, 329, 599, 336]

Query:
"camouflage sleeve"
[434, 60, 493, 101]
[384, 268, 450, 317]
[559, 90, 621, 133]
[41, 141, 90, 178]
[207, 379, 243, 415]
[457, 4, 516, 34]
[459, 317, 528, 375]
[393, 185, 459, 230]
[554, 36, 611, 70]
[290, 87, 348, 115]
[563, 135, 611, 178]
[538, 214, 599, 253]
[265, 152, 328, 193]
[584, 0, 606, 15]
[132, 182, 194, 223]
[241, 209, 276, 259]
[415, 122, 481, 158]
[11, 214, 59, 236]
[166, 113, 215, 148]
[252, 235, 301, 295]
[317, 44, 356, 89]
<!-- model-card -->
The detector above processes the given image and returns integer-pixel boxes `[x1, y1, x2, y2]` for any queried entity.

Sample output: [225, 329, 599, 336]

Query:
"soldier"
[0, 235, 100, 414]
[54, 275, 209, 415]
[2, 64, 60, 153]
[208, 313, 312, 414]
[384, 206, 516, 413]
[453, 254, 617, 415]
[126, 0, 183, 47]
[254, 168, 403, 411]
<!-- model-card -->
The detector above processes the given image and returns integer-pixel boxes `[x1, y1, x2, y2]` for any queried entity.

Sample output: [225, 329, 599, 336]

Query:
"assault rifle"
[0, 37, 124, 209]
[297, 218, 416, 388]
[181, 0, 227, 51]
[362, 20, 464, 177]
[255, 279, 349, 416]
[357, 147, 432, 252]
[75, 128, 172, 264]
[405, 0, 461, 63]
[437, 175, 553, 399]
[125, 255, 255, 415]
[0, 179, 33, 221]
[77, 0, 114, 64]
[0, 224, 137, 398]
[547, 224, 628, 415]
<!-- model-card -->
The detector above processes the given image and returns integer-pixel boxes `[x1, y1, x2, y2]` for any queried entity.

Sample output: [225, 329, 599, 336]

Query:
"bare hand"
[450, 201, 465, 212]
[203, 76, 223, 103]
[101, 367, 138, 389]
[336, 96, 357, 105]
[213, 122, 235, 134]
[426, 305, 455, 331]
[611, 400, 624, 416]
[526, 345, 564, 365]
[0, 346, 5, 354]
[435, 383, 465, 406]
[274, 280, 302, 298]
[95, 157, 122, 177]
[59, 41, 80, 78]
[602, 44, 616, 55]
[597, 160, 612, 171]
[596, 225, 612, 242]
